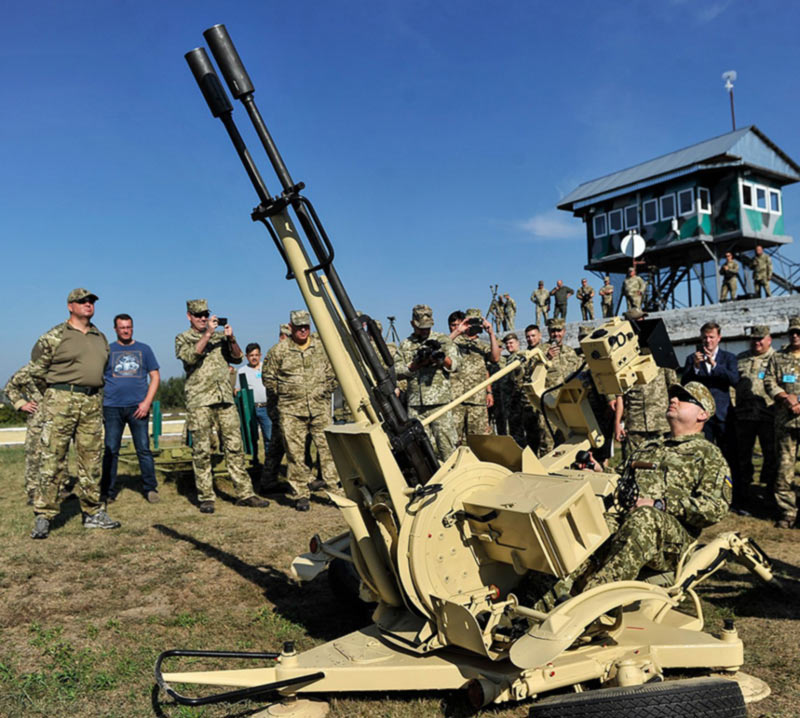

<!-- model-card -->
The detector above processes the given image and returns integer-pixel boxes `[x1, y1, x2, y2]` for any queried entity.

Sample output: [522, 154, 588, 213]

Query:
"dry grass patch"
[0, 445, 799, 717]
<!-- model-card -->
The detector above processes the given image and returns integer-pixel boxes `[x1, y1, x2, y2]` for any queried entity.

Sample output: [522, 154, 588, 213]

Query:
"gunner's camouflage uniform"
[262, 336, 337, 498]
[451, 336, 492, 444]
[175, 328, 256, 503]
[539, 341, 581, 454]
[618, 367, 677, 450]
[4, 363, 48, 498]
[763, 346, 800, 524]
[394, 331, 459, 462]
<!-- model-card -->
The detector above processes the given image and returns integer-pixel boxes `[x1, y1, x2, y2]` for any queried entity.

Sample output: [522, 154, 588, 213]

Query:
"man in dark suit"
[682, 321, 739, 459]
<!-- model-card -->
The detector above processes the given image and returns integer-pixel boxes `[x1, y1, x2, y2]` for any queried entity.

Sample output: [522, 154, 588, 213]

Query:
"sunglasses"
[192, 311, 210, 318]
[74, 298, 95, 304]
[789, 329, 800, 336]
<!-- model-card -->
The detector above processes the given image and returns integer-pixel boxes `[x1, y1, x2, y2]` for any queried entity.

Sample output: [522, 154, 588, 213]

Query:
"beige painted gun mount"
[158, 24, 776, 716]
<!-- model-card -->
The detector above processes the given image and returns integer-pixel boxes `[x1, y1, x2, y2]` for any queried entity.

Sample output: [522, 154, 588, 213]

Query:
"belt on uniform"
[254, 402, 268, 408]
[48, 383, 100, 396]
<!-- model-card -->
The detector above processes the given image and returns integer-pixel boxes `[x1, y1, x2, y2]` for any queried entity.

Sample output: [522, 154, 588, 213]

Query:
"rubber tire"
[530, 677, 745, 718]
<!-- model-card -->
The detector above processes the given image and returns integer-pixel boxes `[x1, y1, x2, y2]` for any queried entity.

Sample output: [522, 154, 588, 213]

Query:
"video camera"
[465, 317, 483, 337]
[414, 338, 446, 366]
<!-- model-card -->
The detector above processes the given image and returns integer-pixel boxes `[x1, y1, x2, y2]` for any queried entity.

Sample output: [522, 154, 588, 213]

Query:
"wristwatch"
[653, 498, 666, 511]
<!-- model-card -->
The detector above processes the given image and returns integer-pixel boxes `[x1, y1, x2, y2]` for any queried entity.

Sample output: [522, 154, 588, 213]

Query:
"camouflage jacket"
[623, 432, 732, 537]
[764, 346, 800, 428]
[395, 331, 459, 407]
[544, 342, 581, 389]
[752, 253, 773, 281]
[735, 347, 775, 420]
[497, 352, 528, 408]
[623, 276, 646, 297]
[531, 288, 550, 308]
[576, 285, 594, 306]
[175, 328, 242, 410]
[451, 336, 492, 406]
[504, 297, 517, 316]
[261, 336, 335, 416]
[720, 260, 739, 280]
[4, 362, 45, 410]
[598, 284, 614, 305]
[620, 367, 677, 434]
[29, 321, 109, 387]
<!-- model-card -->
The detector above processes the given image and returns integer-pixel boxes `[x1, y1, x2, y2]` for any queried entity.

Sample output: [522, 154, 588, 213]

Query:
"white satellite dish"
[620, 232, 645, 258]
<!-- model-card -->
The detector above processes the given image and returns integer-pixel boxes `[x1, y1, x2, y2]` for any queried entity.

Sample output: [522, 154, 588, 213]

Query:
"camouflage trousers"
[505, 311, 516, 330]
[753, 279, 771, 298]
[720, 277, 738, 301]
[24, 408, 47, 497]
[774, 423, 799, 522]
[735, 416, 777, 501]
[535, 306, 549, 327]
[409, 404, 457, 463]
[280, 410, 338, 499]
[34, 388, 104, 520]
[584, 507, 691, 589]
[580, 303, 594, 320]
[263, 405, 284, 482]
[601, 302, 613, 318]
[453, 403, 491, 445]
[624, 294, 643, 311]
[187, 403, 255, 503]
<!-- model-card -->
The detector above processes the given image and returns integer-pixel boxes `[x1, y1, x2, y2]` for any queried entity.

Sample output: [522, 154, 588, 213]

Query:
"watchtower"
[557, 126, 800, 310]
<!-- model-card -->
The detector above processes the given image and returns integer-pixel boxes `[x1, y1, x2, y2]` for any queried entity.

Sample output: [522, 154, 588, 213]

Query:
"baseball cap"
[290, 309, 311, 326]
[186, 298, 208, 314]
[750, 325, 770, 338]
[68, 288, 99, 303]
[411, 304, 434, 329]
[669, 382, 716, 417]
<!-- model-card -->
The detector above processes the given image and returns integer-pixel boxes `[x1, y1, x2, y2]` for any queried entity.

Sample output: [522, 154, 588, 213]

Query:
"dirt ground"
[1, 444, 798, 718]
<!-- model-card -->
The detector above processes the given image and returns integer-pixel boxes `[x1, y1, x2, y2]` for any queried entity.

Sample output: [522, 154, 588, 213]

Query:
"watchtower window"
[742, 183, 753, 207]
[608, 209, 623, 233]
[698, 187, 711, 213]
[756, 187, 767, 210]
[769, 189, 781, 213]
[678, 189, 694, 216]
[624, 204, 638, 229]
[643, 199, 658, 225]
[593, 213, 607, 237]
[660, 194, 676, 220]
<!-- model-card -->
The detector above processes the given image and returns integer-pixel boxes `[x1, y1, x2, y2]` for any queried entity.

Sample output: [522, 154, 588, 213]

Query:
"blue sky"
[3, 0, 800, 381]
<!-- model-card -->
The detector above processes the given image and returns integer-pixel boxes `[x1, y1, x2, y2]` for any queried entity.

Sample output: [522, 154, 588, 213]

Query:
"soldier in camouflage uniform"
[763, 315, 800, 528]
[622, 267, 646, 311]
[530, 281, 550, 327]
[613, 310, 676, 451]
[4, 362, 50, 503]
[394, 304, 459, 462]
[502, 294, 517, 330]
[260, 324, 293, 491]
[581, 382, 732, 588]
[598, 275, 614, 318]
[719, 251, 739, 302]
[539, 317, 581, 454]
[734, 325, 777, 511]
[262, 310, 337, 512]
[28, 288, 121, 539]
[549, 280, 574, 320]
[176, 299, 269, 514]
[576, 278, 595, 320]
[752, 244, 773, 298]
[501, 332, 545, 452]
[448, 309, 501, 444]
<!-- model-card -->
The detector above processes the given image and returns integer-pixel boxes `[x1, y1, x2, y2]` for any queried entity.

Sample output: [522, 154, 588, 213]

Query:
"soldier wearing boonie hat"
[734, 324, 777, 513]
[763, 315, 800, 528]
[539, 314, 580, 454]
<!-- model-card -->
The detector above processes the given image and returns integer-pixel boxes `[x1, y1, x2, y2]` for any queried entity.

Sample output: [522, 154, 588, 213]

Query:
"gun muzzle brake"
[204, 24, 255, 99]
[185, 48, 233, 118]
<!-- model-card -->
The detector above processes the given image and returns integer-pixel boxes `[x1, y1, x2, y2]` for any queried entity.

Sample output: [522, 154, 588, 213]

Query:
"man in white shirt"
[236, 343, 271, 471]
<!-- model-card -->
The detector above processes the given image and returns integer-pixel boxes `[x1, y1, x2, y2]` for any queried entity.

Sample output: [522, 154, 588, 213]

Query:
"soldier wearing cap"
[395, 304, 459, 462]
[262, 310, 337, 511]
[448, 308, 501, 444]
[580, 382, 732, 588]
[622, 267, 646, 311]
[763, 316, 800, 528]
[734, 325, 777, 511]
[502, 294, 517, 331]
[752, 244, 773, 298]
[531, 281, 550, 327]
[28, 288, 121, 539]
[539, 318, 581, 453]
[260, 324, 294, 493]
[576, 279, 595, 320]
[598, 275, 614, 318]
[175, 299, 269, 514]
[719, 252, 739, 302]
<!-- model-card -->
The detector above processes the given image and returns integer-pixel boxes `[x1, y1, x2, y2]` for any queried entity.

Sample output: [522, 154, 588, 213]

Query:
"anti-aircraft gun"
[156, 25, 775, 716]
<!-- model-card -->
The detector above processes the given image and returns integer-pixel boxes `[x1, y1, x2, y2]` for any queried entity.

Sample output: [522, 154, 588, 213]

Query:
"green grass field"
[1, 444, 798, 717]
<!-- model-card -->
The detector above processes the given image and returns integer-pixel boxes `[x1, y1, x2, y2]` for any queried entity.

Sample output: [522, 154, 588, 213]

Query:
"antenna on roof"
[722, 70, 737, 132]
